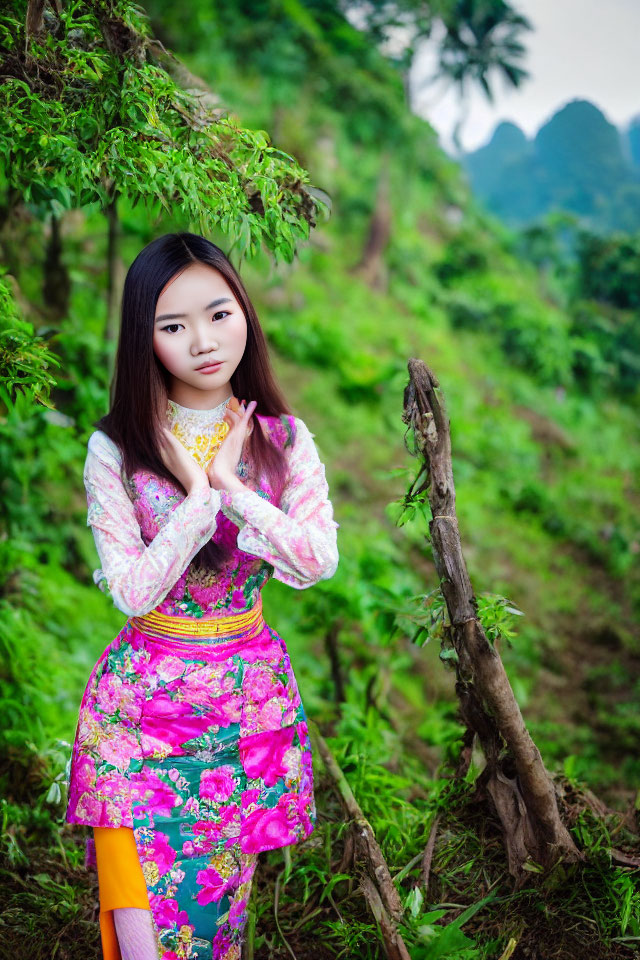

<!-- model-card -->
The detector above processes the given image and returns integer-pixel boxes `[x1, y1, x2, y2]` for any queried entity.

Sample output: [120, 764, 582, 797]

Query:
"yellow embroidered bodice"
[167, 395, 232, 469]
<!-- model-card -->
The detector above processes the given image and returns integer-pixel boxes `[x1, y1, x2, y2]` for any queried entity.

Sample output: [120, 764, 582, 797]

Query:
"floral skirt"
[65, 597, 315, 959]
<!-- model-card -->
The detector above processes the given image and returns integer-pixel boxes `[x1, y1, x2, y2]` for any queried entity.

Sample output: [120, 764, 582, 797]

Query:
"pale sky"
[407, 0, 640, 153]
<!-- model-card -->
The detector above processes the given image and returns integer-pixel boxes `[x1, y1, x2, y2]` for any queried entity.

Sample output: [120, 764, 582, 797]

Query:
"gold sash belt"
[129, 596, 265, 640]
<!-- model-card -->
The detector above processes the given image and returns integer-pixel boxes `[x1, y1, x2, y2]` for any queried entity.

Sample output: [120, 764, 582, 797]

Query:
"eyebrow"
[155, 298, 233, 323]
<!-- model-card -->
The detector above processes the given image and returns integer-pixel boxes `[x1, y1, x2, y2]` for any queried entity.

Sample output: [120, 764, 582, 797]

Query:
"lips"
[195, 360, 223, 371]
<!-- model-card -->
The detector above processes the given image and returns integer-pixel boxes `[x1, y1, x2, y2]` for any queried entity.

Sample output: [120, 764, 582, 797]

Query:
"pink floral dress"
[65, 397, 339, 959]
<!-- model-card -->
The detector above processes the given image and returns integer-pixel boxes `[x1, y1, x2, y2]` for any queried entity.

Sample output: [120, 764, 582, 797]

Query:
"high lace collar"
[167, 394, 233, 424]
[166, 395, 234, 469]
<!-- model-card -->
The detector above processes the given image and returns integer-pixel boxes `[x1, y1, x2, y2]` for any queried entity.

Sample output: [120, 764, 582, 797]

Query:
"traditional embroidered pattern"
[83, 409, 339, 618]
[167, 396, 232, 470]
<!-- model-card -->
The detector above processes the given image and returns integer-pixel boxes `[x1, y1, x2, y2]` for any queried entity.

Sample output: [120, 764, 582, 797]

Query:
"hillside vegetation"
[2, 2, 640, 958]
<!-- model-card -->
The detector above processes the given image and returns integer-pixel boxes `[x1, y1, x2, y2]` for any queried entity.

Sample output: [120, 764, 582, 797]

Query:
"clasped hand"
[158, 397, 258, 495]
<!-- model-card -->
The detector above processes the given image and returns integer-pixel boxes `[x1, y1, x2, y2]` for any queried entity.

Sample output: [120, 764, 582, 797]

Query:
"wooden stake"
[402, 358, 581, 882]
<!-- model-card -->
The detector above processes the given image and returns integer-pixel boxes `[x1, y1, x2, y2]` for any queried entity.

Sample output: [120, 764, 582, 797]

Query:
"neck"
[167, 380, 233, 410]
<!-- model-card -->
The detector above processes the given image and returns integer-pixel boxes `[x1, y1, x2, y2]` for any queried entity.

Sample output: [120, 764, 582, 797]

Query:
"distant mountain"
[463, 121, 528, 202]
[628, 115, 640, 167]
[462, 99, 640, 232]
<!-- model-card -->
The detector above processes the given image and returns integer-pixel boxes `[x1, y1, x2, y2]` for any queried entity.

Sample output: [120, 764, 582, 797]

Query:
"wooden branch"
[402, 358, 582, 881]
[25, 0, 46, 39]
[308, 719, 411, 960]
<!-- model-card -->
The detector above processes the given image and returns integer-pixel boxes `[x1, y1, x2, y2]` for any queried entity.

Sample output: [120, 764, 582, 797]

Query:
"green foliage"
[509, 216, 640, 402]
[400, 893, 497, 958]
[435, 241, 576, 385]
[566, 231, 640, 398]
[146, 0, 410, 144]
[1, 2, 320, 263]
[0, 388, 87, 544]
[475, 593, 524, 647]
[265, 305, 399, 403]
[0, 276, 59, 406]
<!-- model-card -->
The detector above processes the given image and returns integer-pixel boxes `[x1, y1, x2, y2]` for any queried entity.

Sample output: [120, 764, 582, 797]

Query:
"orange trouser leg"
[93, 827, 152, 960]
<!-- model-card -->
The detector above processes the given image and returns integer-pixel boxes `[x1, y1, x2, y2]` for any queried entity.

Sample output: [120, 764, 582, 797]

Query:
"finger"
[222, 404, 252, 434]
[244, 400, 257, 424]
[224, 407, 241, 424]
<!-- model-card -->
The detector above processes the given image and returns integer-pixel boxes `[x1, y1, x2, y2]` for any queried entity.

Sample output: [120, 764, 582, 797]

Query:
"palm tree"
[343, 0, 531, 150]
[437, 0, 532, 153]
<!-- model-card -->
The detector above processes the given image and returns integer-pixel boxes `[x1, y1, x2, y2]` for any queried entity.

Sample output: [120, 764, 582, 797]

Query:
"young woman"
[65, 232, 340, 960]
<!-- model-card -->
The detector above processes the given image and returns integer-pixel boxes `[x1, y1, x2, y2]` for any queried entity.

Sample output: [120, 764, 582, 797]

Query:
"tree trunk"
[105, 189, 121, 356]
[402, 357, 582, 883]
[43, 213, 70, 322]
[351, 150, 392, 291]
[324, 619, 346, 704]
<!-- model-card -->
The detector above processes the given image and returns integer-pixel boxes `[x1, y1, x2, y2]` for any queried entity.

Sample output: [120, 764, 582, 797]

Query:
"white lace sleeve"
[219, 417, 339, 589]
[84, 430, 222, 617]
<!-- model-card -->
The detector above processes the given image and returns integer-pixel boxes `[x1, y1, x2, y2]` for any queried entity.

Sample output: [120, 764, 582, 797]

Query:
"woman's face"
[153, 262, 248, 408]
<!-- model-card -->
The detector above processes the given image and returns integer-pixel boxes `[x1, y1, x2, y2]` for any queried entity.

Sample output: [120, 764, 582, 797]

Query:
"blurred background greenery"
[1, 1, 639, 958]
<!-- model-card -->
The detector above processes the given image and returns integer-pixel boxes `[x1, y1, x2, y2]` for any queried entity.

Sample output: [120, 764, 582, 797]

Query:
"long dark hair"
[96, 232, 292, 569]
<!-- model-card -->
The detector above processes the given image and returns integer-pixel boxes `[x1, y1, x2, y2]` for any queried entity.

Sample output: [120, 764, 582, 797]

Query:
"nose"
[190, 319, 219, 355]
